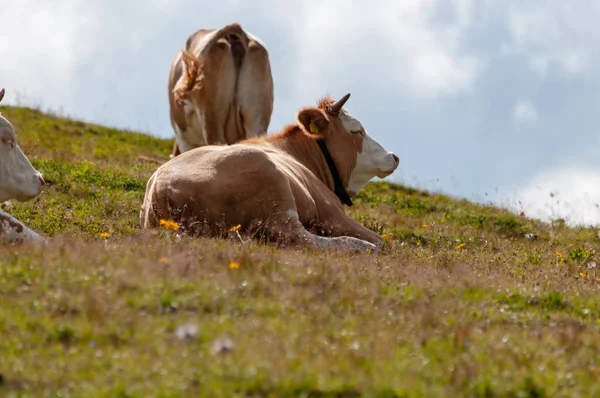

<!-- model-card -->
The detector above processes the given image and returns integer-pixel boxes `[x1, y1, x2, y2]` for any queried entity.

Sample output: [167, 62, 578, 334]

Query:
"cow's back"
[140, 143, 333, 234]
[140, 145, 277, 231]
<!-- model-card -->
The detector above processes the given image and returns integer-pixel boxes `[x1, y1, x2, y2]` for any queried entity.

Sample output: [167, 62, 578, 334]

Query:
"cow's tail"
[173, 23, 249, 107]
[173, 49, 204, 107]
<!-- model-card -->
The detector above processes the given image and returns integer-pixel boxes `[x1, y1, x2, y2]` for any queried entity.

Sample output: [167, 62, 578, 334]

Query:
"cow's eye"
[351, 130, 363, 136]
[1, 137, 14, 148]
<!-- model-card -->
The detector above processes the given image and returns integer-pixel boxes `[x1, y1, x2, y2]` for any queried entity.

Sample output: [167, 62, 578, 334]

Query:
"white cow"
[0, 88, 47, 245]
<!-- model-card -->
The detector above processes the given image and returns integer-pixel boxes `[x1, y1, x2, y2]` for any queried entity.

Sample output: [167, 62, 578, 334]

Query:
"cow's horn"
[330, 93, 351, 115]
[0, 88, 4, 103]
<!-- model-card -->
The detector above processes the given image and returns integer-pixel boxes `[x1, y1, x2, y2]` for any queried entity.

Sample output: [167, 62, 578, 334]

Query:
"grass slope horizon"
[1, 105, 600, 397]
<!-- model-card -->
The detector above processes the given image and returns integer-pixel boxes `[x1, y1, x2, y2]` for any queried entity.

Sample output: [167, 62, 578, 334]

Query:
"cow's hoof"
[335, 236, 377, 253]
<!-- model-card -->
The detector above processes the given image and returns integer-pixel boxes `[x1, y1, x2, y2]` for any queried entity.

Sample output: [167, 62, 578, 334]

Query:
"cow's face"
[0, 92, 45, 202]
[297, 94, 399, 197]
[337, 109, 399, 195]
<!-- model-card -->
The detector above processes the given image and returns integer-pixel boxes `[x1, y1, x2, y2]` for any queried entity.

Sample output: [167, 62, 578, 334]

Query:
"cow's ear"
[297, 108, 329, 138]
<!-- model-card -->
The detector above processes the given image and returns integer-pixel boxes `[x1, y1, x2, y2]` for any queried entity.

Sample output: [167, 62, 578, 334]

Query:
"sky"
[3, 0, 600, 226]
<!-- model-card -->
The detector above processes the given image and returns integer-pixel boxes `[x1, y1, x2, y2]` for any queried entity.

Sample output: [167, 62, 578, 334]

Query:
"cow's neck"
[269, 128, 353, 207]
[315, 139, 353, 206]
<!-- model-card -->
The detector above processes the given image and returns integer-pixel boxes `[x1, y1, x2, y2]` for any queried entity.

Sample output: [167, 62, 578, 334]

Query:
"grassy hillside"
[1, 105, 600, 397]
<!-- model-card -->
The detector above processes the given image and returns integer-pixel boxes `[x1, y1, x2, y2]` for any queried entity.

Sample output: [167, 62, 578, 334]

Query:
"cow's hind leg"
[171, 139, 180, 158]
[235, 40, 274, 139]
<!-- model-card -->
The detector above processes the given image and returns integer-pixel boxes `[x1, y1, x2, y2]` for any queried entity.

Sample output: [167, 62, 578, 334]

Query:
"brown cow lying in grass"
[140, 94, 399, 251]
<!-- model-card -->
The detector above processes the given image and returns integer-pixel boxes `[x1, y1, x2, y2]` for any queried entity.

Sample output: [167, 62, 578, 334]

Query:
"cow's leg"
[260, 182, 376, 253]
[0, 210, 47, 246]
[310, 199, 383, 246]
[235, 40, 274, 139]
[322, 214, 383, 246]
[265, 209, 377, 253]
[171, 139, 181, 158]
[200, 45, 236, 145]
[172, 131, 196, 155]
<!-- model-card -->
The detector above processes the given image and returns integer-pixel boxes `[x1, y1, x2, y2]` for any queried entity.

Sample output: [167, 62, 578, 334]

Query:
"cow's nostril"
[392, 154, 399, 164]
[39, 176, 45, 186]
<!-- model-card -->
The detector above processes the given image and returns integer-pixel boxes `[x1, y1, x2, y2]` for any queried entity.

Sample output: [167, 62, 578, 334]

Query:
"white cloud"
[281, 0, 485, 101]
[506, 2, 600, 78]
[507, 167, 600, 226]
[512, 100, 538, 123]
[0, 0, 486, 135]
[0, 1, 96, 107]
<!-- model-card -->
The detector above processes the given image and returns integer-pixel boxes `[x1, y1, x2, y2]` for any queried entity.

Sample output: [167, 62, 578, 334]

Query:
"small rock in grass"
[211, 335, 234, 355]
[175, 323, 199, 342]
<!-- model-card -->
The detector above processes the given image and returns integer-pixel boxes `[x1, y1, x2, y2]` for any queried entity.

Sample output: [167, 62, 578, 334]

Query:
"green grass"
[1, 105, 600, 397]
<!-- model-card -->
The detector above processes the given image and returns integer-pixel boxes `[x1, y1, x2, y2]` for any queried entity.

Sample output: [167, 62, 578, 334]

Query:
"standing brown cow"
[168, 23, 274, 158]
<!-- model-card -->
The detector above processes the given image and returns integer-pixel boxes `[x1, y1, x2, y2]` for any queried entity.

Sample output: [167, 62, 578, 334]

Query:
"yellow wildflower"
[230, 224, 241, 232]
[160, 257, 168, 264]
[422, 224, 428, 229]
[381, 233, 392, 240]
[228, 261, 240, 269]
[100, 232, 110, 238]
[457, 243, 466, 249]
[580, 272, 588, 279]
[555, 252, 563, 259]
[160, 219, 179, 231]
[416, 240, 421, 246]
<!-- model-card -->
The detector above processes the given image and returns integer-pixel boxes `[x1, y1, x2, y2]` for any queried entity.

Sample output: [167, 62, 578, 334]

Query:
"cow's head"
[0, 89, 45, 202]
[297, 93, 399, 196]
